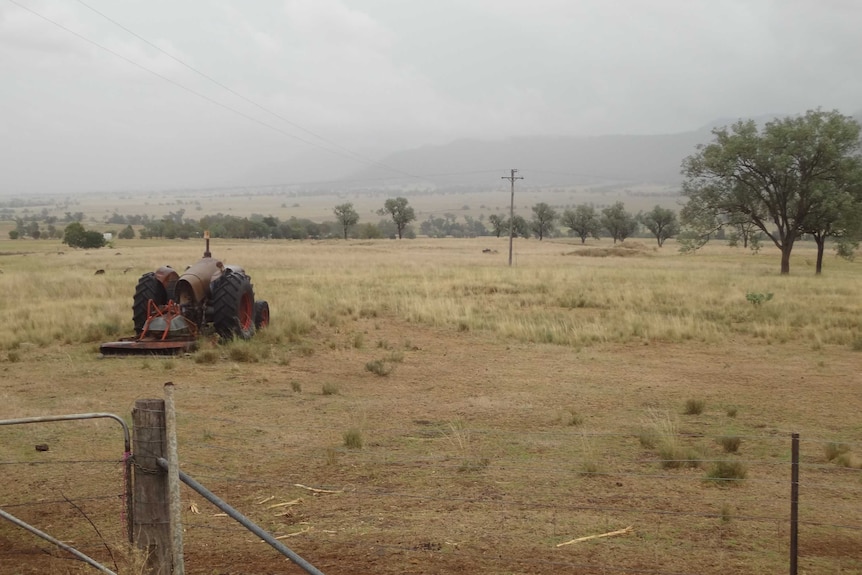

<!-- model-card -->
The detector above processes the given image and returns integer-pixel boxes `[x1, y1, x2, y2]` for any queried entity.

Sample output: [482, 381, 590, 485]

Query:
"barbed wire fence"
[2, 402, 861, 574]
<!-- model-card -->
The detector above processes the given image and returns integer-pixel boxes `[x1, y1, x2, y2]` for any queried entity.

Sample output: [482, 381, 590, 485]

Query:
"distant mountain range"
[236, 111, 862, 191]
[345, 111, 862, 189]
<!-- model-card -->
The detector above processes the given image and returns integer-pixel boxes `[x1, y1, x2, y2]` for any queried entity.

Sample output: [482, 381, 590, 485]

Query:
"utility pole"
[502, 169, 523, 267]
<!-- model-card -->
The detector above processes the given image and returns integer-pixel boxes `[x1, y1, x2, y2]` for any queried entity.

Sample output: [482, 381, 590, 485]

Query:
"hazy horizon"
[3, 0, 861, 194]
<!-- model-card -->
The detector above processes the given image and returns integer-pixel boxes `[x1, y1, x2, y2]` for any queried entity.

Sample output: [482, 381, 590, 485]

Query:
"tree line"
[10, 109, 862, 275]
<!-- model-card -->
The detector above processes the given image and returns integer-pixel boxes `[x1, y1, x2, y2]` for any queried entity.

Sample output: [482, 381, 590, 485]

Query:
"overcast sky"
[2, 0, 861, 193]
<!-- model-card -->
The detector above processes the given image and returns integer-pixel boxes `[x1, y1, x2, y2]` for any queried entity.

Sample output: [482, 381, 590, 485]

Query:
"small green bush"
[726, 406, 738, 418]
[746, 292, 773, 306]
[290, 380, 302, 393]
[684, 399, 706, 415]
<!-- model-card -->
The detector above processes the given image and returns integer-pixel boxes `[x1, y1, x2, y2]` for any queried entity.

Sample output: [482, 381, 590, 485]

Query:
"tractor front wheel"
[254, 300, 270, 330]
[211, 272, 255, 340]
[133, 272, 168, 335]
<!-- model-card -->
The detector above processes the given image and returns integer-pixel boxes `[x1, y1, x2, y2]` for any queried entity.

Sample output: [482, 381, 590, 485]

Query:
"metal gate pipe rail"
[0, 412, 133, 541]
[0, 507, 118, 575]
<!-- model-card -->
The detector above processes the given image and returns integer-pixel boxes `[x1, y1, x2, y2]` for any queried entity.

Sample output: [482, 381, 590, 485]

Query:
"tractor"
[100, 233, 269, 354]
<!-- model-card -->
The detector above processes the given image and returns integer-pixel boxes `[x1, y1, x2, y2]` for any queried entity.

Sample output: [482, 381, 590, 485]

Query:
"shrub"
[290, 380, 302, 393]
[684, 399, 706, 415]
[726, 406, 738, 418]
[706, 460, 747, 484]
[745, 292, 773, 306]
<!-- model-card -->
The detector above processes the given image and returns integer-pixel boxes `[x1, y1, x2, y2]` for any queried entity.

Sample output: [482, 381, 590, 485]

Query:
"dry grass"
[1, 236, 861, 574]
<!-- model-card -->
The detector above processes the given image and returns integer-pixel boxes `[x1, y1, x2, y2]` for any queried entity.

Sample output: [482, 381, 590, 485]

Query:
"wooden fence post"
[132, 399, 171, 575]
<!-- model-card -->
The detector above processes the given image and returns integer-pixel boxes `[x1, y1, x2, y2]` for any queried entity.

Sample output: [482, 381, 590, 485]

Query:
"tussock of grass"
[343, 428, 363, 449]
[706, 460, 747, 484]
[194, 349, 220, 364]
[825, 442, 851, 462]
[718, 435, 742, 453]
[684, 399, 706, 415]
[365, 359, 393, 376]
[322, 382, 340, 395]
[227, 344, 258, 363]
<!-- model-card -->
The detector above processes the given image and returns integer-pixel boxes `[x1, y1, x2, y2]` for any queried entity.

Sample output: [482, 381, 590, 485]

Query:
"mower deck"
[99, 337, 198, 356]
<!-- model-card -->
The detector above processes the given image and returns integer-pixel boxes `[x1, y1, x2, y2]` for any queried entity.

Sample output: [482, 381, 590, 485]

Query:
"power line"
[7, 0, 419, 181]
[70, 0, 411, 179]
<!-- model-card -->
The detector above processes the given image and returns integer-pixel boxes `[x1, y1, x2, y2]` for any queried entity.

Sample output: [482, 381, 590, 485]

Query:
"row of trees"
[483, 202, 679, 246]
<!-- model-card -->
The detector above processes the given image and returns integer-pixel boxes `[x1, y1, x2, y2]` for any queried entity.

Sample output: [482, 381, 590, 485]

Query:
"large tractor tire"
[211, 272, 255, 340]
[254, 300, 270, 330]
[133, 272, 168, 335]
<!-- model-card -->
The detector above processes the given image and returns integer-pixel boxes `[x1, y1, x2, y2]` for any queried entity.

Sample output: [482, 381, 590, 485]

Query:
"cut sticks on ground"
[556, 526, 633, 547]
[294, 483, 343, 494]
[267, 498, 303, 509]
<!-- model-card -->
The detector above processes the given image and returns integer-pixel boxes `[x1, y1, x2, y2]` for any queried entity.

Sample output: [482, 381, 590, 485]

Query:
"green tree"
[640, 206, 679, 247]
[801, 176, 862, 273]
[561, 204, 601, 243]
[377, 197, 416, 239]
[510, 215, 530, 239]
[118, 225, 135, 240]
[8, 230, 19, 240]
[488, 214, 507, 237]
[530, 202, 557, 240]
[333, 203, 360, 240]
[681, 109, 862, 274]
[63, 222, 106, 249]
[601, 202, 638, 243]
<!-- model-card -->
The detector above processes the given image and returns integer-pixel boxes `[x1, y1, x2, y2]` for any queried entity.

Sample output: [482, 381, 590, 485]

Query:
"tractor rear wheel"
[211, 272, 255, 340]
[133, 272, 168, 335]
[254, 300, 270, 330]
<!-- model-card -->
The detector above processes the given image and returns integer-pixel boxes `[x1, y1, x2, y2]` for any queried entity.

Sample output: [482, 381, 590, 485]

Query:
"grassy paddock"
[0, 236, 858, 352]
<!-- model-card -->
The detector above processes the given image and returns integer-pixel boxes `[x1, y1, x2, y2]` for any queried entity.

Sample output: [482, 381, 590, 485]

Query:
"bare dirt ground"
[2, 316, 862, 574]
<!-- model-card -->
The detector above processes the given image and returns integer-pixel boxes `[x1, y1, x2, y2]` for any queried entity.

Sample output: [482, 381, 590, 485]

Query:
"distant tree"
[511, 215, 530, 239]
[601, 202, 638, 243]
[681, 109, 862, 274]
[640, 206, 679, 247]
[561, 204, 601, 243]
[358, 223, 382, 239]
[63, 222, 106, 249]
[377, 197, 416, 239]
[488, 214, 507, 237]
[530, 203, 557, 240]
[8, 230, 19, 240]
[118, 225, 135, 240]
[333, 203, 360, 240]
